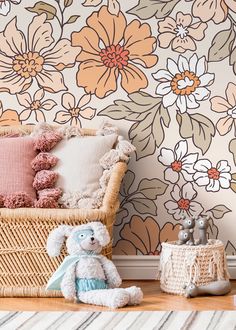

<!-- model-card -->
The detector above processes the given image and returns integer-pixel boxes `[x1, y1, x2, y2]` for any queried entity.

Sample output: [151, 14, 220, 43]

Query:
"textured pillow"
[31, 153, 58, 172]
[53, 134, 118, 197]
[33, 131, 62, 152]
[4, 192, 34, 208]
[33, 170, 58, 190]
[30, 125, 61, 208]
[37, 188, 62, 200]
[0, 137, 37, 200]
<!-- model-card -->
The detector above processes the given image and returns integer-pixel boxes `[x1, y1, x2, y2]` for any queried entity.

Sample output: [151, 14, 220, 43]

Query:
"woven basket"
[160, 240, 229, 296]
[0, 125, 127, 297]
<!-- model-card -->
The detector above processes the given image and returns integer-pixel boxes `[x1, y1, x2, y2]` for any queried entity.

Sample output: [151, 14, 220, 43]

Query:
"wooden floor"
[0, 281, 235, 311]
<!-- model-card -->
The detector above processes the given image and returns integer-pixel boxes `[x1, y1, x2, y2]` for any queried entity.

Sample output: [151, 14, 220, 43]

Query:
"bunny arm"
[100, 256, 122, 288]
[61, 263, 77, 300]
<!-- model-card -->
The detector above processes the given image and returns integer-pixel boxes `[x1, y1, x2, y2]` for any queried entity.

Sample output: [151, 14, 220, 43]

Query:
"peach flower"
[71, 6, 158, 98]
[113, 215, 180, 255]
[158, 12, 207, 53]
[0, 14, 81, 94]
[17, 89, 56, 122]
[0, 101, 21, 126]
[187, 0, 236, 23]
[211, 83, 236, 136]
[54, 93, 96, 127]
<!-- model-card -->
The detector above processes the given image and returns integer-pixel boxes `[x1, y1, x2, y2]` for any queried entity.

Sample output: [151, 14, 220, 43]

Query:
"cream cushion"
[53, 134, 117, 196]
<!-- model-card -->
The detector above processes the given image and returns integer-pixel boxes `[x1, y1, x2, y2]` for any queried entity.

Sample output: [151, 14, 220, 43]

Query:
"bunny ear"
[89, 222, 110, 247]
[46, 225, 73, 257]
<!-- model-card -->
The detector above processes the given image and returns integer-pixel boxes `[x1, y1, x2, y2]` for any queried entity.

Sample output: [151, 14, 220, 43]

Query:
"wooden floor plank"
[0, 281, 235, 311]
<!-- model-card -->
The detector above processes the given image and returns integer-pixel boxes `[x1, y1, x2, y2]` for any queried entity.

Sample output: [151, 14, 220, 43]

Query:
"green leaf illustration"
[129, 112, 156, 160]
[207, 217, 219, 239]
[230, 173, 236, 193]
[98, 100, 147, 121]
[26, 1, 57, 20]
[229, 138, 236, 165]
[137, 178, 168, 199]
[99, 92, 170, 160]
[82, 0, 102, 6]
[130, 198, 157, 215]
[177, 112, 215, 154]
[231, 182, 236, 193]
[209, 205, 231, 219]
[116, 208, 129, 226]
[208, 28, 235, 62]
[66, 15, 80, 24]
[153, 104, 170, 150]
[128, 0, 179, 20]
[120, 170, 135, 196]
[230, 47, 236, 75]
[64, 0, 73, 7]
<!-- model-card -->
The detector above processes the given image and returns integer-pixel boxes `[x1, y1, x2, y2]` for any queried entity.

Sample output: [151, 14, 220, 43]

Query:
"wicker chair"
[0, 126, 127, 297]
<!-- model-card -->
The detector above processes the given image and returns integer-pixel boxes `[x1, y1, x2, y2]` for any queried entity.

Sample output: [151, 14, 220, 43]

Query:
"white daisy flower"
[193, 159, 231, 192]
[0, 0, 21, 16]
[165, 182, 203, 220]
[153, 54, 215, 113]
[158, 140, 198, 183]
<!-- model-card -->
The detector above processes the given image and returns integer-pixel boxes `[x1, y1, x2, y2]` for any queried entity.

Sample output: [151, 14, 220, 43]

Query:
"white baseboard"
[113, 255, 236, 280]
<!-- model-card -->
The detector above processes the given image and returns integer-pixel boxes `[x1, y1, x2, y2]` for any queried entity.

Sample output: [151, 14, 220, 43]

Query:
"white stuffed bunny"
[46, 222, 143, 308]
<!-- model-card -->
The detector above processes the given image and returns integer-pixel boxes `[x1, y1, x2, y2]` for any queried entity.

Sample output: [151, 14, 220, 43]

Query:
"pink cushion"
[37, 188, 62, 200]
[34, 197, 59, 208]
[33, 170, 58, 190]
[0, 137, 37, 199]
[31, 152, 58, 172]
[33, 131, 62, 152]
[4, 192, 34, 208]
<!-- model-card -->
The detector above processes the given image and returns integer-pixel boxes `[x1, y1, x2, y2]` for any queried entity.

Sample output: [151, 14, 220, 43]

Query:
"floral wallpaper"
[0, 0, 236, 256]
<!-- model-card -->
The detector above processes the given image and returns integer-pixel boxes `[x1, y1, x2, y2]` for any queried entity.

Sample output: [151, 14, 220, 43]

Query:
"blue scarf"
[46, 254, 102, 291]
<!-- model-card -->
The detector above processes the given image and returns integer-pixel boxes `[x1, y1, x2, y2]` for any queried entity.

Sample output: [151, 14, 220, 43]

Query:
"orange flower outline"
[54, 92, 96, 127]
[0, 14, 81, 94]
[158, 12, 207, 53]
[17, 89, 56, 123]
[71, 6, 158, 98]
